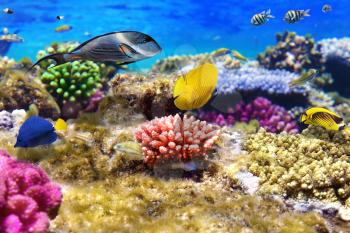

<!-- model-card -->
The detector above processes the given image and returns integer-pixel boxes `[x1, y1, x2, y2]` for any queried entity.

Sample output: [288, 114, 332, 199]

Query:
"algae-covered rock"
[0, 70, 60, 118]
[49, 174, 330, 233]
[244, 127, 350, 206]
[105, 73, 178, 121]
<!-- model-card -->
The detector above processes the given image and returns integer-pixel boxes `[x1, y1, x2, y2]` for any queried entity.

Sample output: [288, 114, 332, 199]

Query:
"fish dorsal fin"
[54, 118, 68, 131]
[19, 116, 54, 140]
[71, 31, 145, 53]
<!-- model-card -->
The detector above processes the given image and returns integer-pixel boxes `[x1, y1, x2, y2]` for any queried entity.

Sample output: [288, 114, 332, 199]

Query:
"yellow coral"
[244, 127, 350, 205]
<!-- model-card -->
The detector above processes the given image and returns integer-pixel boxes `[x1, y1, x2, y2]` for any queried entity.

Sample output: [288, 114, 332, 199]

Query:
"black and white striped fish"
[251, 9, 274, 26]
[284, 9, 310, 24]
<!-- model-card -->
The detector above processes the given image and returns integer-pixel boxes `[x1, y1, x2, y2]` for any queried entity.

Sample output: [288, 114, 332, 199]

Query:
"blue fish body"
[14, 116, 57, 148]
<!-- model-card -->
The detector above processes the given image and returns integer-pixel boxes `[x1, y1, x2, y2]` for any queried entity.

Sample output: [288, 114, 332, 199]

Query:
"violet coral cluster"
[135, 114, 220, 166]
[216, 65, 305, 95]
[0, 150, 62, 233]
[198, 97, 299, 134]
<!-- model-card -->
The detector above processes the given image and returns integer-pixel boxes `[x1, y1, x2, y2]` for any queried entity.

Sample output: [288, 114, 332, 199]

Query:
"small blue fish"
[14, 116, 67, 148]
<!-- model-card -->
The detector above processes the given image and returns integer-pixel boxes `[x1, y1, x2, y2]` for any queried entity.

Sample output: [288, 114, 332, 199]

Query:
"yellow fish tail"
[54, 118, 68, 131]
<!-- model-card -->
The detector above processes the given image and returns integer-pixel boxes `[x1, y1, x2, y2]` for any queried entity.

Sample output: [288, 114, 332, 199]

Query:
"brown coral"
[244, 127, 350, 206]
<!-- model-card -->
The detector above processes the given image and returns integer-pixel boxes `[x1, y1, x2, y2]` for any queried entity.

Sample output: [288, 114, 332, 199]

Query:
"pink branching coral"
[0, 150, 62, 233]
[198, 97, 299, 134]
[135, 114, 221, 166]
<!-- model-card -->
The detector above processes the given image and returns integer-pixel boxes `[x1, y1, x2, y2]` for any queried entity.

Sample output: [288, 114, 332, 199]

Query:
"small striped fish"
[284, 9, 310, 24]
[251, 9, 274, 26]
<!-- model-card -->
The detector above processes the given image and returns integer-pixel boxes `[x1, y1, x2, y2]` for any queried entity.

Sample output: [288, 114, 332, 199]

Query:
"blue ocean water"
[0, 0, 349, 68]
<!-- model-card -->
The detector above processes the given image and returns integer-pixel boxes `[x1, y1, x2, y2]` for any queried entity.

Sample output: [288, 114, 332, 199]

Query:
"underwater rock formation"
[257, 31, 325, 73]
[244, 127, 350, 206]
[106, 73, 177, 121]
[0, 150, 62, 233]
[135, 114, 220, 166]
[199, 97, 299, 133]
[49, 174, 331, 233]
[0, 71, 60, 118]
[318, 38, 350, 96]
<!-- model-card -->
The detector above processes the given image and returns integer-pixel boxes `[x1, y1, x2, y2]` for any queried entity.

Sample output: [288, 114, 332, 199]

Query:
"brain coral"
[244, 126, 350, 206]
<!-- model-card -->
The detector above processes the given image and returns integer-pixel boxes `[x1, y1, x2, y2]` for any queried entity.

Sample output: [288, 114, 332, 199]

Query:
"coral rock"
[0, 150, 62, 233]
[135, 114, 220, 166]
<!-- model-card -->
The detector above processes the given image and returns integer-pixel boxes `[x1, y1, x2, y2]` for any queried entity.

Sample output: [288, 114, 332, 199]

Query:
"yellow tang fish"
[173, 63, 218, 111]
[300, 107, 347, 131]
[232, 50, 248, 62]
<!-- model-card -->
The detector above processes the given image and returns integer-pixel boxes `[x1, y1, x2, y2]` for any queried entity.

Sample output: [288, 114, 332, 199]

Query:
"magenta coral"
[0, 150, 62, 233]
[198, 97, 299, 134]
[135, 114, 220, 166]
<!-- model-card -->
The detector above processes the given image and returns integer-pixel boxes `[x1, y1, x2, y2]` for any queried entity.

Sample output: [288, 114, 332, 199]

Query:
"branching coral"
[244, 126, 350, 206]
[257, 31, 325, 73]
[49, 174, 330, 233]
[0, 150, 62, 233]
[216, 64, 305, 96]
[198, 97, 299, 134]
[135, 114, 221, 166]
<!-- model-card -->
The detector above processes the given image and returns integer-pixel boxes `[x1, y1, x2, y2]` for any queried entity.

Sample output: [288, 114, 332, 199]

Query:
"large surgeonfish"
[29, 31, 161, 70]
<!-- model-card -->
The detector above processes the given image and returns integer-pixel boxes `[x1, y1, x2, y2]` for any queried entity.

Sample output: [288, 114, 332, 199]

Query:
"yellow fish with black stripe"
[300, 107, 348, 131]
[173, 63, 218, 111]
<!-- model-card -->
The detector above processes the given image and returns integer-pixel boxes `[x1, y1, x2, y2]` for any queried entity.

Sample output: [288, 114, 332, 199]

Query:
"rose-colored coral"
[199, 97, 299, 134]
[0, 150, 62, 233]
[135, 114, 220, 166]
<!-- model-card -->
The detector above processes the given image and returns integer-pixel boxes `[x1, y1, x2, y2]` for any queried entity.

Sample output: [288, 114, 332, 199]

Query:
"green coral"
[244, 127, 350, 206]
[41, 61, 102, 103]
[49, 174, 330, 233]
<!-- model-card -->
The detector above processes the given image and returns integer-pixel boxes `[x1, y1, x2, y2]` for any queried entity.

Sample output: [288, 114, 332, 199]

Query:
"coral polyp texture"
[244, 127, 350, 206]
[0, 150, 62, 233]
[135, 114, 221, 166]
[257, 31, 325, 73]
[41, 61, 102, 104]
[199, 97, 299, 133]
[318, 38, 350, 66]
[216, 65, 305, 96]
[0, 56, 16, 75]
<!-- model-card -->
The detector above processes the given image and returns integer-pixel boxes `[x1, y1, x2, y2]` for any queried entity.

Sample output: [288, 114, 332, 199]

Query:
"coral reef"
[244, 126, 350, 206]
[83, 90, 104, 112]
[216, 64, 305, 96]
[106, 73, 177, 121]
[40, 61, 103, 104]
[0, 150, 62, 233]
[151, 50, 240, 74]
[0, 71, 60, 118]
[49, 174, 331, 233]
[317, 38, 350, 96]
[135, 114, 221, 166]
[257, 31, 325, 73]
[0, 56, 16, 75]
[198, 97, 299, 134]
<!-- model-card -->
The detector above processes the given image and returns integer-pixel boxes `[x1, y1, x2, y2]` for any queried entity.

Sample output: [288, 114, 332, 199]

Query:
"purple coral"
[0, 150, 62, 233]
[216, 65, 306, 96]
[198, 97, 299, 134]
[84, 90, 104, 112]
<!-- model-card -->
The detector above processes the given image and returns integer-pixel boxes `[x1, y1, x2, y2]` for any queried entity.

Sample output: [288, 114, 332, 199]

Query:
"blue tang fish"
[15, 116, 67, 148]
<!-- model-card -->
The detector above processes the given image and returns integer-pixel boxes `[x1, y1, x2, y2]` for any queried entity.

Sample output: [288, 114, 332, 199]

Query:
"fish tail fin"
[303, 9, 311, 17]
[28, 53, 68, 71]
[54, 118, 68, 131]
[266, 9, 274, 18]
